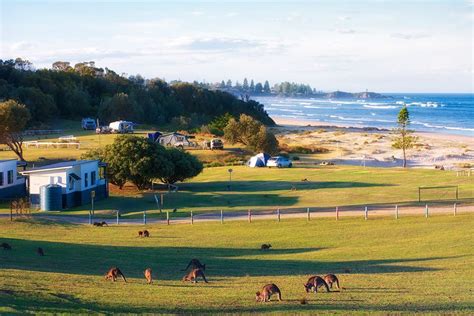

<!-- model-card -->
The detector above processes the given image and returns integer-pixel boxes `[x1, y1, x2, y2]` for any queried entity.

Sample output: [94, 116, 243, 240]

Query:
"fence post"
[190, 211, 193, 225]
[364, 206, 368, 220]
[336, 206, 339, 221]
[277, 208, 280, 222]
[166, 211, 170, 225]
[116, 210, 119, 225]
[307, 207, 310, 221]
[456, 187, 459, 200]
[143, 210, 147, 225]
[395, 205, 399, 219]
[220, 210, 224, 224]
[425, 204, 429, 218]
[453, 203, 457, 216]
[89, 210, 92, 225]
[248, 209, 252, 223]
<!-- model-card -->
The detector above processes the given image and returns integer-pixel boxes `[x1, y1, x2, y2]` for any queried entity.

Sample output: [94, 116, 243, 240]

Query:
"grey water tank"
[40, 184, 62, 211]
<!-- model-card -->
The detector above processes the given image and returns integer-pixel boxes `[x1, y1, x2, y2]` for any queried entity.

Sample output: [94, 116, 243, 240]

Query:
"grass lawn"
[0, 214, 473, 314]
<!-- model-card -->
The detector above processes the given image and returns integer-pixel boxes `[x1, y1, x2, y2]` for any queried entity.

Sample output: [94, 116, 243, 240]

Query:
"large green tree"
[158, 148, 203, 185]
[0, 100, 31, 161]
[224, 114, 279, 154]
[392, 106, 417, 168]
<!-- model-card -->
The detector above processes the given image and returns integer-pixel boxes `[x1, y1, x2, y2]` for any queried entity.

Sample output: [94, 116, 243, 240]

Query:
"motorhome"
[109, 121, 134, 133]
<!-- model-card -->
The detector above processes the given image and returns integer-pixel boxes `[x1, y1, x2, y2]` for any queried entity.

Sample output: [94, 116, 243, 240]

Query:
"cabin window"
[84, 173, 88, 187]
[0, 172, 3, 186]
[7, 170, 13, 184]
[91, 171, 96, 186]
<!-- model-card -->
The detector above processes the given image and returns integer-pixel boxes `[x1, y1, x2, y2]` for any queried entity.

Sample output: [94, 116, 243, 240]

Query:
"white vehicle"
[266, 156, 292, 168]
[108, 121, 134, 133]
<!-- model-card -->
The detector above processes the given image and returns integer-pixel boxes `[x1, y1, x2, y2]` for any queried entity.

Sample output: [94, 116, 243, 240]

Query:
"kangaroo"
[260, 244, 272, 250]
[323, 274, 340, 290]
[144, 268, 153, 284]
[256, 284, 282, 302]
[304, 276, 330, 293]
[138, 231, 143, 237]
[182, 259, 206, 271]
[37, 247, 44, 256]
[182, 268, 208, 283]
[104, 267, 127, 282]
[1, 242, 12, 250]
[93, 221, 108, 227]
[143, 230, 150, 238]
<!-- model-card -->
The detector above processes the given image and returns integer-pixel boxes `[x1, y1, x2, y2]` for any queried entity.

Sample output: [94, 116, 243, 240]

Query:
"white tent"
[247, 153, 271, 167]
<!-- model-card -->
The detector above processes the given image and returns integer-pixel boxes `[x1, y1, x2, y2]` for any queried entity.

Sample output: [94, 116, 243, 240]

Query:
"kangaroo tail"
[202, 273, 209, 283]
[324, 280, 330, 292]
[117, 269, 127, 282]
[336, 279, 340, 290]
[277, 291, 282, 301]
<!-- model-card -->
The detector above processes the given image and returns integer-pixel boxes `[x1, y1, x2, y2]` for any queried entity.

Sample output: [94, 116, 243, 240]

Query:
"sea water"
[254, 93, 474, 136]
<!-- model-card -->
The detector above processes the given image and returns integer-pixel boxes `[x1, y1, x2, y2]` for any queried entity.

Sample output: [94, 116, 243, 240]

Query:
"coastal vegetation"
[392, 107, 417, 168]
[0, 99, 30, 161]
[0, 59, 274, 128]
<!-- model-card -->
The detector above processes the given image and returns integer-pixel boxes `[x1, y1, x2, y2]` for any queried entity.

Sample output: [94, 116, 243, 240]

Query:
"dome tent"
[247, 153, 271, 167]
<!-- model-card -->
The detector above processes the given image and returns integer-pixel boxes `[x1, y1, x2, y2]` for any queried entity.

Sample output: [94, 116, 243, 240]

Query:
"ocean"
[253, 93, 474, 136]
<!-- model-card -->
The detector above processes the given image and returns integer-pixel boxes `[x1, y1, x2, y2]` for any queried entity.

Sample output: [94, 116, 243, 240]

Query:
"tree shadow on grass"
[0, 238, 452, 281]
[1, 288, 471, 314]
[179, 180, 393, 193]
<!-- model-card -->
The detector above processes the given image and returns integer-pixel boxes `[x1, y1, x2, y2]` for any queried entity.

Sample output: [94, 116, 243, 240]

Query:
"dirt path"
[2, 203, 472, 225]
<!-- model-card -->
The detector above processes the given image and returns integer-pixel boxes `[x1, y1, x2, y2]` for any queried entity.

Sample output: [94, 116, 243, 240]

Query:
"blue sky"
[1, 0, 473, 92]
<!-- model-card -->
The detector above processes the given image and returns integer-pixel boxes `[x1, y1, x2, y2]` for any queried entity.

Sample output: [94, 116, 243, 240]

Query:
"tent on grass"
[247, 153, 271, 167]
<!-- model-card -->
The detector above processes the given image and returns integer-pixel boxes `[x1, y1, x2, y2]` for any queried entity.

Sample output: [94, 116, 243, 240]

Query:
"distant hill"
[0, 59, 275, 128]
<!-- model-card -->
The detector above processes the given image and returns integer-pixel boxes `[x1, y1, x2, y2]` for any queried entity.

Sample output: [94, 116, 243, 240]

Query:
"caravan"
[109, 121, 134, 133]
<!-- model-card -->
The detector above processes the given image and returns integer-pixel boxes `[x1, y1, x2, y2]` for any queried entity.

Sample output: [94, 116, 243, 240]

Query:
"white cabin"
[0, 159, 26, 199]
[21, 160, 108, 209]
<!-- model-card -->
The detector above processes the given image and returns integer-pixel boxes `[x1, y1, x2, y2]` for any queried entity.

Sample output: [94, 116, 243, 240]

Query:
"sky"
[1, 0, 473, 93]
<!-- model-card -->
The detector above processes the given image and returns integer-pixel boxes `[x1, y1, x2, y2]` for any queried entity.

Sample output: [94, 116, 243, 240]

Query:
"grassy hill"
[0, 214, 472, 314]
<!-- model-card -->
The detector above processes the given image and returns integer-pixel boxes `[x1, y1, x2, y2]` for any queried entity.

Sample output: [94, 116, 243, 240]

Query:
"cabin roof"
[20, 160, 103, 174]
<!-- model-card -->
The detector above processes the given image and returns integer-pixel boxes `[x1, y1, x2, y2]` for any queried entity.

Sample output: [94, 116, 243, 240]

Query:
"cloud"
[338, 15, 351, 21]
[190, 10, 204, 16]
[336, 28, 357, 34]
[390, 32, 430, 40]
[9, 41, 35, 51]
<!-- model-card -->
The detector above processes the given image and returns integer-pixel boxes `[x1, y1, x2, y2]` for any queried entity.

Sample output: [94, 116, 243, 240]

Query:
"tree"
[158, 148, 203, 185]
[243, 78, 249, 91]
[224, 114, 279, 154]
[220, 80, 226, 88]
[0, 100, 31, 161]
[255, 82, 263, 93]
[392, 106, 417, 168]
[52, 61, 72, 72]
[263, 80, 271, 93]
[226, 79, 232, 88]
[250, 79, 255, 92]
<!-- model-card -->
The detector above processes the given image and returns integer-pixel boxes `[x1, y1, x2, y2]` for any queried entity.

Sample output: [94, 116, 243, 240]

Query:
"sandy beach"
[272, 116, 474, 169]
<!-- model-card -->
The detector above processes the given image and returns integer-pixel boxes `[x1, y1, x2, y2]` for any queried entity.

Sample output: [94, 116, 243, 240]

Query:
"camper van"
[108, 121, 134, 133]
[81, 118, 97, 130]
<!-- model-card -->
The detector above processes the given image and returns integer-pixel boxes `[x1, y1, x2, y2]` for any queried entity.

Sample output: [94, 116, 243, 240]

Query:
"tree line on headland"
[0, 58, 274, 128]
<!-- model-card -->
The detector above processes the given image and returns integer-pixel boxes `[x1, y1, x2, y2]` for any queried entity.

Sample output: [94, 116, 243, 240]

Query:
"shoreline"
[272, 116, 474, 143]
[272, 116, 474, 169]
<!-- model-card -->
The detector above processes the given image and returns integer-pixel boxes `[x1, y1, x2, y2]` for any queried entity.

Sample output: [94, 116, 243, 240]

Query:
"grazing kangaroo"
[1, 242, 12, 250]
[37, 247, 44, 256]
[104, 267, 127, 282]
[182, 259, 206, 271]
[93, 221, 108, 227]
[138, 231, 143, 237]
[144, 268, 153, 284]
[304, 276, 330, 293]
[256, 284, 282, 302]
[260, 244, 272, 250]
[143, 230, 150, 237]
[323, 274, 340, 290]
[182, 268, 208, 283]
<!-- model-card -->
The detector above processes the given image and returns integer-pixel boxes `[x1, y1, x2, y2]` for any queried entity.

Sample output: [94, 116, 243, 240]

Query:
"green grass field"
[1, 214, 473, 314]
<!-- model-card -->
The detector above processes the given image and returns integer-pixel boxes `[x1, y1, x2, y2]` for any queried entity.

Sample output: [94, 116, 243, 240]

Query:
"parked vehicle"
[109, 121, 134, 133]
[266, 156, 292, 168]
[95, 126, 112, 134]
[202, 138, 224, 150]
[81, 118, 97, 130]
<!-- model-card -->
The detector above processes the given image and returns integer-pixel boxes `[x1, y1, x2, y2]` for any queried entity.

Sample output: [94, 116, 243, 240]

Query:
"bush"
[292, 156, 300, 161]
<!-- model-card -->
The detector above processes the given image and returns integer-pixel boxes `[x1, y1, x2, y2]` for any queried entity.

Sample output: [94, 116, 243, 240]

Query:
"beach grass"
[0, 214, 472, 314]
